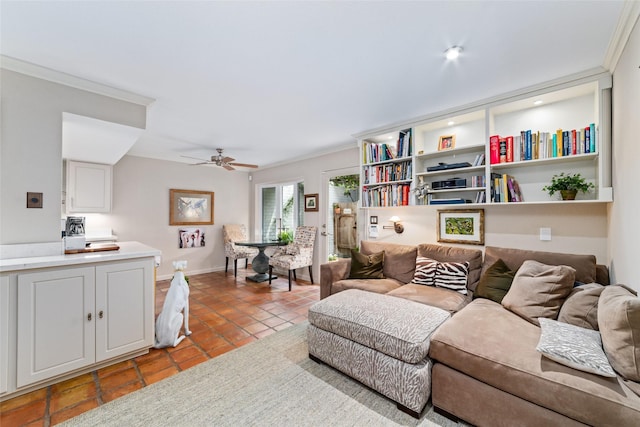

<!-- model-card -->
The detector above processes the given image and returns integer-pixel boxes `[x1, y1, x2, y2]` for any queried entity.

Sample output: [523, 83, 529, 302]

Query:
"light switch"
[540, 227, 551, 241]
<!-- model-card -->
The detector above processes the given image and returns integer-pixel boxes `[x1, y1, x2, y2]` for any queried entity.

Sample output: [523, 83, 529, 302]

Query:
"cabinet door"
[17, 267, 95, 387]
[95, 259, 154, 362]
[0, 274, 10, 395]
[66, 161, 112, 213]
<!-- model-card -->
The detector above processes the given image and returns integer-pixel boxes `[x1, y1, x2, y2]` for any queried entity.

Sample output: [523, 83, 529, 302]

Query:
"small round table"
[236, 241, 288, 282]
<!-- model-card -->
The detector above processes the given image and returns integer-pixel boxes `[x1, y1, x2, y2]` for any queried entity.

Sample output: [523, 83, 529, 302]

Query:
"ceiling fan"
[182, 148, 258, 171]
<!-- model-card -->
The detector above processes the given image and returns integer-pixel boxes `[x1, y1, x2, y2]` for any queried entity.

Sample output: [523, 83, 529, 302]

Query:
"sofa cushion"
[598, 285, 640, 382]
[387, 283, 470, 313]
[308, 289, 450, 364]
[331, 278, 403, 295]
[410, 256, 438, 285]
[348, 249, 384, 279]
[361, 241, 417, 283]
[411, 257, 469, 294]
[557, 283, 604, 330]
[417, 244, 482, 291]
[473, 258, 515, 304]
[430, 298, 640, 426]
[536, 318, 616, 377]
[501, 260, 575, 326]
[483, 246, 597, 284]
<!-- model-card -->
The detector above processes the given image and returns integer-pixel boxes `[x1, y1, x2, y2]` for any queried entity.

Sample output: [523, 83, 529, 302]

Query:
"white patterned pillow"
[411, 257, 469, 295]
[536, 317, 616, 377]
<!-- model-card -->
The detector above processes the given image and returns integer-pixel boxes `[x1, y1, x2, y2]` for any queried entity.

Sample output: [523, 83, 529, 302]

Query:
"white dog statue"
[154, 260, 192, 348]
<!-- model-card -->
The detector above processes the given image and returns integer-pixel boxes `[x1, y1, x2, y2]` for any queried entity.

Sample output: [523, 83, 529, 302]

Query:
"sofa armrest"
[320, 259, 351, 299]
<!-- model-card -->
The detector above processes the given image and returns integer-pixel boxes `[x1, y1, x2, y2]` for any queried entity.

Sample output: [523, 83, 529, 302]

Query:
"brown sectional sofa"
[319, 242, 640, 426]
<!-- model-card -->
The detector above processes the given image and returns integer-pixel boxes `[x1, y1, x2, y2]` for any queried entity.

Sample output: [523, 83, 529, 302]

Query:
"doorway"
[321, 168, 359, 261]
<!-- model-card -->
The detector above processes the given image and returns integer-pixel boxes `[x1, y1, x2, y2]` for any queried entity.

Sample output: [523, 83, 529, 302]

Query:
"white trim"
[603, 0, 640, 71]
[0, 55, 155, 106]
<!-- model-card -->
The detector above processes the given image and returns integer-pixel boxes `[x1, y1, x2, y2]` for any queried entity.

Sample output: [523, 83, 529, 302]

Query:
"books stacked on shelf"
[362, 183, 411, 207]
[472, 153, 485, 166]
[491, 173, 524, 203]
[363, 160, 412, 185]
[489, 124, 596, 164]
[362, 128, 413, 164]
[470, 175, 485, 188]
[474, 191, 486, 204]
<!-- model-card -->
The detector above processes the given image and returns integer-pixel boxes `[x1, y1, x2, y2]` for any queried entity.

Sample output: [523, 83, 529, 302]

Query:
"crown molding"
[0, 55, 155, 106]
[603, 0, 640, 71]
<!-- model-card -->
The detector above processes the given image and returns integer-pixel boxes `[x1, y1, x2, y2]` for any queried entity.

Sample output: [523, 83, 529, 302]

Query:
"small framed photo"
[170, 189, 214, 225]
[304, 193, 319, 212]
[438, 134, 456, 151]
[370, 215, 378, 224]
[437, 209, 484, 245]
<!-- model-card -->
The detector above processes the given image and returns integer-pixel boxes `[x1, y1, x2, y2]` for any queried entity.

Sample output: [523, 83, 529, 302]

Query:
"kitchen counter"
[0, 241, 161, 273]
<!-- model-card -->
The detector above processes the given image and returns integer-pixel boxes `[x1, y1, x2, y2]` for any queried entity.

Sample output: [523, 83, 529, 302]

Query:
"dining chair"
[268, 225, 317, 291]
[222, 224, 258, 277]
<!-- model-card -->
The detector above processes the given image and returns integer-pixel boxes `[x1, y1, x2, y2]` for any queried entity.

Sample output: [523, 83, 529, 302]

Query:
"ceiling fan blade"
[228, 162, 258, 168]
[192, 162, 212, 166]
[223, 164, 235, 171]
[222, 156, 235, 163]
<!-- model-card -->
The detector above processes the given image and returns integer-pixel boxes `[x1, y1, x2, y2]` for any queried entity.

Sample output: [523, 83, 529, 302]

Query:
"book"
[499, 138, 507, 163]
[489, 135, 500, 164]
[506, 136, 514, 162]
[590, 123, 596, 153]
[571, 129, 577, 155]
[556, 129, 563, 157]
[525, 130, 532, 160]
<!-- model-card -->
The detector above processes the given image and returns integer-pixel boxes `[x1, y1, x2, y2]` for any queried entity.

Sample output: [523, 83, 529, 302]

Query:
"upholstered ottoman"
[307, 289, 450, 417]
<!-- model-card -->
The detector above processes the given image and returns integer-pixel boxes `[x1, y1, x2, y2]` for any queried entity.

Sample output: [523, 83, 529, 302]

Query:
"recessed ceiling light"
[448, 121, 455, 126]
[533, 100, 543, 106]
[444, 46, 463, 60]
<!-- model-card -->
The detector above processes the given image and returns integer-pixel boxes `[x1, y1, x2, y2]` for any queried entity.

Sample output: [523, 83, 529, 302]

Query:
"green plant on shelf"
[542, 173, 594, 200]
[277, 230, 293, 244]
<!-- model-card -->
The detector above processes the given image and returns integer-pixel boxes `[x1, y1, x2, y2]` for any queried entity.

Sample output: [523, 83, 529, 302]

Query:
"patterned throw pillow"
[411, 256, 469, 294]
[536, 317, 616, 378]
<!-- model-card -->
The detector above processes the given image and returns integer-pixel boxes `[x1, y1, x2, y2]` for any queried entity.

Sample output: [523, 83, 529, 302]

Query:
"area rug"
[62, 322, 465, 426]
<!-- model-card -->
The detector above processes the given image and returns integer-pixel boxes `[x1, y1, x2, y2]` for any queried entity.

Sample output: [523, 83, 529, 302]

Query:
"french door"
[259, 181, 304, 241]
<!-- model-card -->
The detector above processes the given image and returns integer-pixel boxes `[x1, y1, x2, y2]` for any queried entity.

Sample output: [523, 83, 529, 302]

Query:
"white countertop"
[0, 241, 161, 273]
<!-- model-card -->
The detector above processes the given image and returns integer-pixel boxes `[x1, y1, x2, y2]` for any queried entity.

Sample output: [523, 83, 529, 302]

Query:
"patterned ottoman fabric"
[308, 289, 450, 364]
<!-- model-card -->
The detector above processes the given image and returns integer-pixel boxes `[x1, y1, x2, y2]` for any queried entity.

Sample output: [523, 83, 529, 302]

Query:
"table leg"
[245, 247, 277, 282]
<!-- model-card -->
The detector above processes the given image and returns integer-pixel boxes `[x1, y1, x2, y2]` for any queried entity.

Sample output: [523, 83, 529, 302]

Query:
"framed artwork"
[178, 227, 206, 248]
[437, 209, 484, 245]
[169, 189, 214, 225]
[438, 134, 456, 151]
[304, 193, 319, 212]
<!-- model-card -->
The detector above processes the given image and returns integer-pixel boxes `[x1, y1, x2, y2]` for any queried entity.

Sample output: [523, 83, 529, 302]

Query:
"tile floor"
[0, 268, 320, 426]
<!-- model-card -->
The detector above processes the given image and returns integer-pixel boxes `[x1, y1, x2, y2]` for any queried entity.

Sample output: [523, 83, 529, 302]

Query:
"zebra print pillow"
[411, 256, 469, 294]
[536, 317, 616, 377]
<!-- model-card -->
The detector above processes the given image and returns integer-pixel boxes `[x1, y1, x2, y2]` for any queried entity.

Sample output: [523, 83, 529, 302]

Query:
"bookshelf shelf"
[356, 70, 613, 209]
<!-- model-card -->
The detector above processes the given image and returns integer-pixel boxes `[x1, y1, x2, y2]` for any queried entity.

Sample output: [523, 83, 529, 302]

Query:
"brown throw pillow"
[598, 285, 640, 381]
[501, 260, 575, 326]
[474, 258, 515, 303]
[348, 249, 385, 279]
[557, 283, 605, 330]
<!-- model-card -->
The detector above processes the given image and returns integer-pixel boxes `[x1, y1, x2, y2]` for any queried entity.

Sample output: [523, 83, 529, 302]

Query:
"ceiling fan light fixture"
[445, 46, 463, 60]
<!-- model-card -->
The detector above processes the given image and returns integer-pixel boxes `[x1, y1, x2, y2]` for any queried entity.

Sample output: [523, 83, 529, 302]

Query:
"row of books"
[489, 124, 596, 164]
[472, 153, 486, 166]
[363, 128, 413, 164]
[470, 175, 486, 188]
[363, 160, 412, 185]
[492, 173, 523, 203]
[362, 184, 411, 207]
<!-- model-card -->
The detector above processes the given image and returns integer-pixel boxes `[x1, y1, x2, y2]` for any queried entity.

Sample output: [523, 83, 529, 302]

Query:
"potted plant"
[277, 230, 293, 244]
[542, 172, 594, 200]
[333, 203, 341, 214]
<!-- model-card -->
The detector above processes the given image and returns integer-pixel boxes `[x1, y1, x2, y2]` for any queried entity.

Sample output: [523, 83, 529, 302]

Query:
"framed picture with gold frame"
[438, 134, 456, 151]
[437, 209, 484, 245]
[169, 189, 214, 225]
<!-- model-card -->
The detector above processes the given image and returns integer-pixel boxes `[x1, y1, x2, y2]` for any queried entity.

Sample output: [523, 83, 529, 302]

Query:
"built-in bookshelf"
[356, 70, 612, 208]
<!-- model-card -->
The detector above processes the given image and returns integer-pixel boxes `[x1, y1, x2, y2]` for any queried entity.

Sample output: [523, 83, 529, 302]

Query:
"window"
[260, 181, 304, 241]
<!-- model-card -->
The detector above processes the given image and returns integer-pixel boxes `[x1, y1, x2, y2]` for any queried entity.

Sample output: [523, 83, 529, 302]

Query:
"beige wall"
[0, 70, 146, 243]
[609, 17, 640, 290]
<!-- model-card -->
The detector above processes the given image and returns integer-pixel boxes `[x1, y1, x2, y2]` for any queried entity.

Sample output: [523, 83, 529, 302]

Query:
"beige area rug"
[62, 322, 465, 427]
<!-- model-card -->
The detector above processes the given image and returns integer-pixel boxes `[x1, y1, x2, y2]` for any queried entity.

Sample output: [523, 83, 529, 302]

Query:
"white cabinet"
[66, 160, 112, 213]
[357, 70, 613, 207]
[0, 275, 9, 395]
[16, 259, 153, 388]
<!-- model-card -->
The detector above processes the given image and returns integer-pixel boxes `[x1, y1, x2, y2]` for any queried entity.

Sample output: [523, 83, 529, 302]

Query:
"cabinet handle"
[99, 310, 104, 319]
[87, 312, 92, 321]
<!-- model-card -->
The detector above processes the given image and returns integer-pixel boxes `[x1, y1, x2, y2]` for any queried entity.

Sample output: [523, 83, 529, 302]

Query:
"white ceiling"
[0, 1, 628, 169]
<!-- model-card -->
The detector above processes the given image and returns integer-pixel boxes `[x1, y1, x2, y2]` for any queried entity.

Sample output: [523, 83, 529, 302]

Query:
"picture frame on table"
[304, 193, 319, 212]
[437, 209, 484, 245]
[438, 134, 456, 151]
[169, 189, 214, 225]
